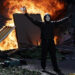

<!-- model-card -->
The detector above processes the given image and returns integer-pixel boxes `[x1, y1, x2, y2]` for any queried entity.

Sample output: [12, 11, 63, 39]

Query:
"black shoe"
[42, 69, 46, 72]
[54, 69, 64, 75]
[55, 71, 64, 75]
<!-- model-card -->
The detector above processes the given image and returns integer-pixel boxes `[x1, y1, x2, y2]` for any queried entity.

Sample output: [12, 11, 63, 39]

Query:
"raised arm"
[25, 13, 42, 28]
[51, 16, 71, 28]
[21, 6, 42, 28]
[56, 17, 69, 23]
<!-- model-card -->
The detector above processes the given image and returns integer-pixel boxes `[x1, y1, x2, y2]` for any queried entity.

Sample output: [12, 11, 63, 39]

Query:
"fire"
[0, 0, 65, 50]
[54, 36, 59, 45]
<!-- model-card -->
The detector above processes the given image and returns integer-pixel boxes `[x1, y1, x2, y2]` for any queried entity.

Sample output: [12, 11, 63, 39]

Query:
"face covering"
[45, 15, 50, 21]
[44, 13, 51, 22]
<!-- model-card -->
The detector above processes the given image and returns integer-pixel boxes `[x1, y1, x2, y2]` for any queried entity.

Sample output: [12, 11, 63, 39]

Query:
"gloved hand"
[20, 6, 27, 14]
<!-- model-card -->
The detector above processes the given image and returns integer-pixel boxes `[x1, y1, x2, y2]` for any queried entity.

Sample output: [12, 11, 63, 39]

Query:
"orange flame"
[0, 0, 65, 51]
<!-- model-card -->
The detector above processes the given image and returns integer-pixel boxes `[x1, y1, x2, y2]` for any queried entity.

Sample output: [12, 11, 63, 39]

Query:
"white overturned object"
[0, 26, 15, 42]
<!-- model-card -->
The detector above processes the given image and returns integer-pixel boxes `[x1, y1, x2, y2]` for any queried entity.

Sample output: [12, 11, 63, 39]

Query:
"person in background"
[0, 14, 5, 28]
[0, 14, 11, 29]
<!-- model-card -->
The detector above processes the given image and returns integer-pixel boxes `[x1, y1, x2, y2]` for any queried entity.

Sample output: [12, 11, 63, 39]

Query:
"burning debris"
[0, 26, 15, 42]
[0, 0, 71, 50]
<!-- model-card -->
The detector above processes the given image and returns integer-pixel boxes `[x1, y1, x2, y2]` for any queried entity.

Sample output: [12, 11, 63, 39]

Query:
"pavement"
[21, 58, 75, 75]
[21, 45, 75, 75]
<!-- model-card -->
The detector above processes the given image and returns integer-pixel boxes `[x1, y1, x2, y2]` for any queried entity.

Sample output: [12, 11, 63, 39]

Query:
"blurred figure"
[0, 14, 11, 29]
[0, 14, 5, 28]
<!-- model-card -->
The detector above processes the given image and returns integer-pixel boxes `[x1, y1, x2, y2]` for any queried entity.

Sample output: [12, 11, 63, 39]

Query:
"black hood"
[44, 13, 51, 22]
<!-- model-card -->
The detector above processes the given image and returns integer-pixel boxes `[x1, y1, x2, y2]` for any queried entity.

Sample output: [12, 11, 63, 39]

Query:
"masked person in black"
[23, 7, 70, 75]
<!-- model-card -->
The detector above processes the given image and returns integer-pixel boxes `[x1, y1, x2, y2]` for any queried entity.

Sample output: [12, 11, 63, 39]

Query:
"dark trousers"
[41, 39, 60, 72]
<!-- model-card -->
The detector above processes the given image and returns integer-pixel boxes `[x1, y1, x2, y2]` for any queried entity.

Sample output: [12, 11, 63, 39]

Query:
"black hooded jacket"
[25, 13, 69, 40]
